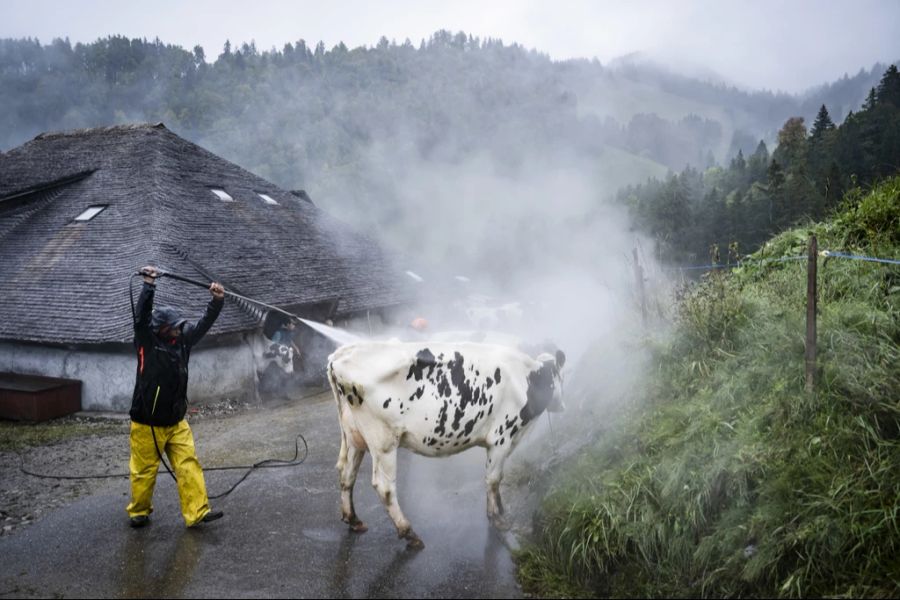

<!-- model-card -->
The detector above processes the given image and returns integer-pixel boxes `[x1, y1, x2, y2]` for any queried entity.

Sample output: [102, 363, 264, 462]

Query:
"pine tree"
[810, 105, 835, 141]
[875, 64, 900, 106]
[862, 87, 877, 111]
[748, 140, 769, 181]
[808, 105, 838, 197]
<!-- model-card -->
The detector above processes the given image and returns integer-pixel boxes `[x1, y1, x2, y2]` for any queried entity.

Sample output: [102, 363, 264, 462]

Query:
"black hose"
[16, 433, 309, 500]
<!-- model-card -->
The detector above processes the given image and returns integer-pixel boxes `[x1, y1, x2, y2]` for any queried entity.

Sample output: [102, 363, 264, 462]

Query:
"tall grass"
[517, 177, 900, 598]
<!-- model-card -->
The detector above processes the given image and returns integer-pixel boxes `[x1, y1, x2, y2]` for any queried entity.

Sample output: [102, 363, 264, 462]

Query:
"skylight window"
[257, 193, 278, 205]
[74, 205, 107, 221]
[210, 188, 233, 202]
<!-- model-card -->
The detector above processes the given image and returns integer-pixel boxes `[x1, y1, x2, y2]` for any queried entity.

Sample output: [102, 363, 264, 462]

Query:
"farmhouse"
[0, 123, 411, 411]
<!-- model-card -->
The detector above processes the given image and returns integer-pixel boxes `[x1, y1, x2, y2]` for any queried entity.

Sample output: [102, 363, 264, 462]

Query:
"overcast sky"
[3, 0, 899, 93]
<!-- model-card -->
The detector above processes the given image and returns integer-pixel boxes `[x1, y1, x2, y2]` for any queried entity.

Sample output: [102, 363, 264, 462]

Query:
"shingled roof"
[0, 123, 412, 345]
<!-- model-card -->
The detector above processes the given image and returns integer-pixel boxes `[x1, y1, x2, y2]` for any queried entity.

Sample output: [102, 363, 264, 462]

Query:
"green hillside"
[517, 177, 900, 598]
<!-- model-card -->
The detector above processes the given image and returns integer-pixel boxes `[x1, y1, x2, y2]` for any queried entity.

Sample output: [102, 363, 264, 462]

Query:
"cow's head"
[521, 349, 566, 424]
[262, 342, 295, 374]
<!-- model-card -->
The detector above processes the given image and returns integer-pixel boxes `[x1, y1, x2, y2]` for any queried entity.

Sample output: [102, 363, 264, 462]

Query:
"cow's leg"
[371, 447, 423, 549]
[252, 368, 263, 404]
[335, 428, 349, 473]
[339, 441, 367, 532]
[485, 445, 512, 529]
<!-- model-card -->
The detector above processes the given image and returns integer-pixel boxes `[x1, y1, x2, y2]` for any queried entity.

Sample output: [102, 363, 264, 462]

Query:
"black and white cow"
[328, 341, 565, 549]
[248, 333, 294, 401]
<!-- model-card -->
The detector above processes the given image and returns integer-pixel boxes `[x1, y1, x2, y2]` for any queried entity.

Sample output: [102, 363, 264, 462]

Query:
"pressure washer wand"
[139, 270, 301, 321]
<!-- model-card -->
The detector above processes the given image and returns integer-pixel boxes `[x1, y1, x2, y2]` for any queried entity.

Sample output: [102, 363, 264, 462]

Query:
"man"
[126, 265, 225, 528]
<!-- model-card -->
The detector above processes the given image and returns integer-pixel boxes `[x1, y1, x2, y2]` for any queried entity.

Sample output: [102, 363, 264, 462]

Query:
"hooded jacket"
[129, 282, 223, 426]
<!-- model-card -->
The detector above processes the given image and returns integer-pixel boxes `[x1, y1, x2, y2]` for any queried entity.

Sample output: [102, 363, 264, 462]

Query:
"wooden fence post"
[633, 247, 647, 328]
[805, 235, 818, 392]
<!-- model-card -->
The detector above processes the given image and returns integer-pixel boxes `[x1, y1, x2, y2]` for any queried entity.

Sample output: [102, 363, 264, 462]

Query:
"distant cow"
[328, 341, 565, 548]
[249, 333, 294, 401]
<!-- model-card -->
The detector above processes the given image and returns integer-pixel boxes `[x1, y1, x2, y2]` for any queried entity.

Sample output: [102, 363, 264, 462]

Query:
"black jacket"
[129, 282, 223, 426]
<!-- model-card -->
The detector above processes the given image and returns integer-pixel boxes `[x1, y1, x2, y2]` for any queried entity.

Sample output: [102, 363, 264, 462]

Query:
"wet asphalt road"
[0, 393, 524, 598]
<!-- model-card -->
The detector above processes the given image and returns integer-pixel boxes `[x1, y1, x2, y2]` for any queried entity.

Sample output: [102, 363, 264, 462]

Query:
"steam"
[320, 132, 657, 384]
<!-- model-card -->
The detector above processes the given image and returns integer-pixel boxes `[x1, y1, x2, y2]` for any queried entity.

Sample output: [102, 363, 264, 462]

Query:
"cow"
[327, 341, 565, 549]
[247, 332, 294, 401]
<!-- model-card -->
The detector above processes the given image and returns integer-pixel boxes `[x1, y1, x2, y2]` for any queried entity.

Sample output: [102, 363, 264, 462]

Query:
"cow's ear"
[555, 349, 566, 369]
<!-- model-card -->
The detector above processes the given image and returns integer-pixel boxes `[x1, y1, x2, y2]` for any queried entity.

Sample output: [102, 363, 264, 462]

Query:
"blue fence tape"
[664, 251, 898, 272]
[820, 251, 900, 265]
[663, 255, 806, 272]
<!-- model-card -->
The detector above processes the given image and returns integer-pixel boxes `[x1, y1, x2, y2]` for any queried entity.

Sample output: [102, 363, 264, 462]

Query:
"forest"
[620, 65, 900, 265]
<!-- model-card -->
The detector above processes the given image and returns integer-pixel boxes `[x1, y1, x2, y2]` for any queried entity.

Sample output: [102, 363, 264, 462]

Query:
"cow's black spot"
[434, 400, 449, 436]
[485, 377, 493, 389]
[452, 405, 465, 432]
[510, 425, 519, 437]
[407, 348, 436, 382]
[488, 404, 494, 415]
[463, 418, 476, 436]
[449, 352, 476, 411]
[383, 398, 391, 409]
[408, 385, 425, 403]
[351, 385, 363, 405]
[436, 375, 452, 398]
[494, 368, 502, 384]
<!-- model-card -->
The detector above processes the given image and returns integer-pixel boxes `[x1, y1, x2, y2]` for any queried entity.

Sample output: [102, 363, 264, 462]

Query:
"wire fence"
[663, 250, 898, 272]
[632, 238, 897, 391]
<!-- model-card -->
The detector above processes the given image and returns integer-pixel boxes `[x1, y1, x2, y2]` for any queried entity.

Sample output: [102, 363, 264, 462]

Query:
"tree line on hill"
[618, 65, 900, 265]
[0, 34, 889, 184]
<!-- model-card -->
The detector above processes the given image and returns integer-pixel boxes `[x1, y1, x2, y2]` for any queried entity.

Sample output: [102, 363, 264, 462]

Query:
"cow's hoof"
[349, 521, 368, 533]
[405, 536, 425, 550]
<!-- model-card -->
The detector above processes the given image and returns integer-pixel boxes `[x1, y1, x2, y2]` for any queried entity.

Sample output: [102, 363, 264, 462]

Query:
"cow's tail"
[327, 362, 350, 472]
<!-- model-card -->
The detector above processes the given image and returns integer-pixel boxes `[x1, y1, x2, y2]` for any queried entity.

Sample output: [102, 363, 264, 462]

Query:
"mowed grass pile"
[517, 177, 900, 598]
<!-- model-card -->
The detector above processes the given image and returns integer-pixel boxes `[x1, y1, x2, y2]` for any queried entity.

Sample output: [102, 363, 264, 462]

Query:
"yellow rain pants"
[126, 420, 211, 526]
